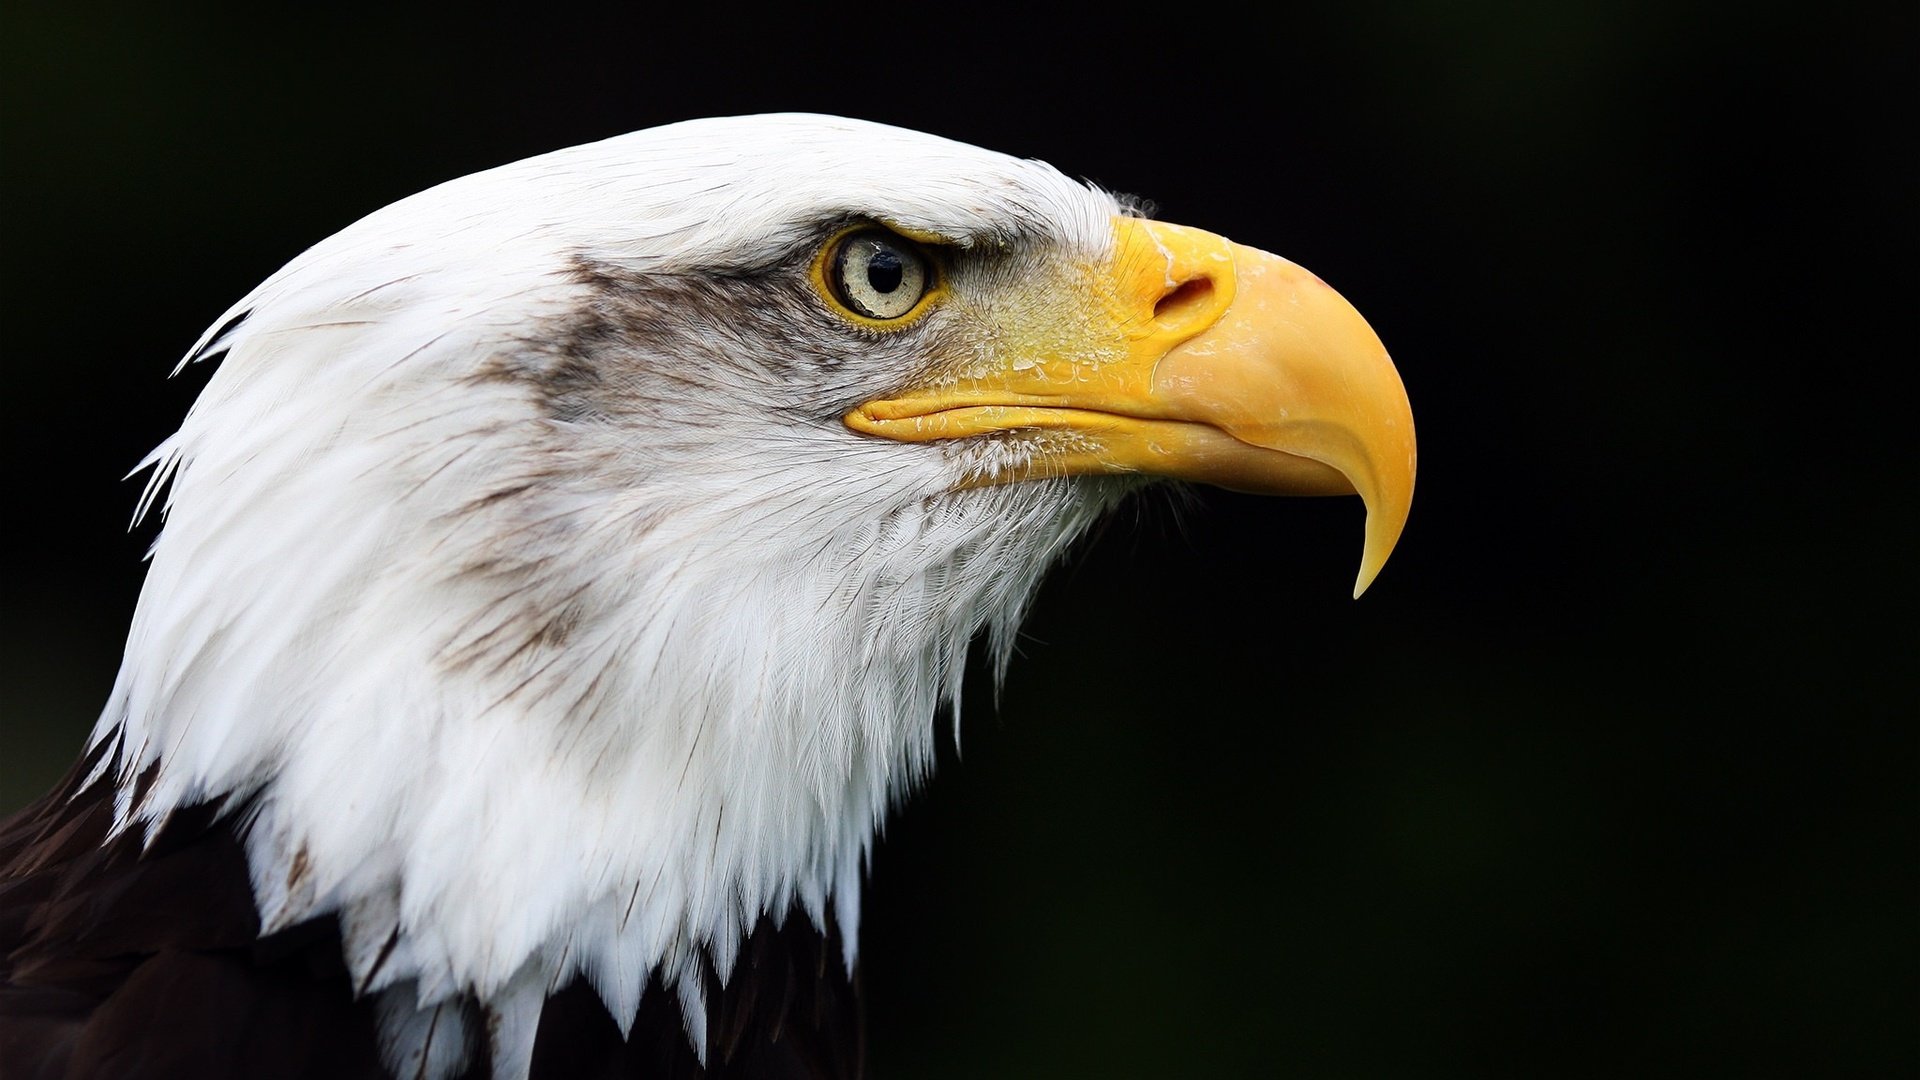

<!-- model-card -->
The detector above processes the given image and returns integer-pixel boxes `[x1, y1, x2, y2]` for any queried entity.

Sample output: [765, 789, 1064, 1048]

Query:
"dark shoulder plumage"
[0, 750, 863, 1080]
[0, 747, 388, 1079]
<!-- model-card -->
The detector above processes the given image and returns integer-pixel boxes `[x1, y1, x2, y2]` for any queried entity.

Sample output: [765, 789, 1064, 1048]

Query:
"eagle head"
[87, 114, 1413, 1076]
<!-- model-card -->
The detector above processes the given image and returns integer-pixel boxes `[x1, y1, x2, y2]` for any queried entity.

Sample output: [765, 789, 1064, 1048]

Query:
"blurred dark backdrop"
[2, 3, 1911, 1076]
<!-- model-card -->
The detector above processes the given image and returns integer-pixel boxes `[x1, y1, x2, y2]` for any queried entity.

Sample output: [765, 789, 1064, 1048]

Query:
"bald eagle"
[0, 115, 1414, 1079]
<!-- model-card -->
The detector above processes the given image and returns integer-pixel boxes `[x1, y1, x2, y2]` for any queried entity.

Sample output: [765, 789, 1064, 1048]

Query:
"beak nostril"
[1153, 276, 1216, 327]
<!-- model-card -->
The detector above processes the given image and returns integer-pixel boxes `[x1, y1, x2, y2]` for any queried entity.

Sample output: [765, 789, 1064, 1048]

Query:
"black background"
[2, 3, 1911, 1076]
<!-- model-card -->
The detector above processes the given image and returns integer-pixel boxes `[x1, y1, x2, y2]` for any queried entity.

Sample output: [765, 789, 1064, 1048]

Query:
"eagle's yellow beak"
[847, 217, 1416, 597]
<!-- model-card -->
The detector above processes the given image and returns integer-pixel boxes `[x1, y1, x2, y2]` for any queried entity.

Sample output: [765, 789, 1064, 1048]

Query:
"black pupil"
[865, 245, 904, 294]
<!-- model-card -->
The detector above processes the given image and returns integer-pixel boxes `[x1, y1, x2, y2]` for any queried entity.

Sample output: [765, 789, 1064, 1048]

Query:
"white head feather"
[92, 114, 1135, 1077]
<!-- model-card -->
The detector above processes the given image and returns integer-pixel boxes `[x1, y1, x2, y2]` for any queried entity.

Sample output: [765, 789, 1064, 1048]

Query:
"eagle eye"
[826, 229, 932, 322]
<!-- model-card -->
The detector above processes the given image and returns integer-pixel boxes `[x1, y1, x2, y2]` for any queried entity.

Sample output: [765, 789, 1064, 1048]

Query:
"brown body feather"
[0, 751, 865, 1079]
